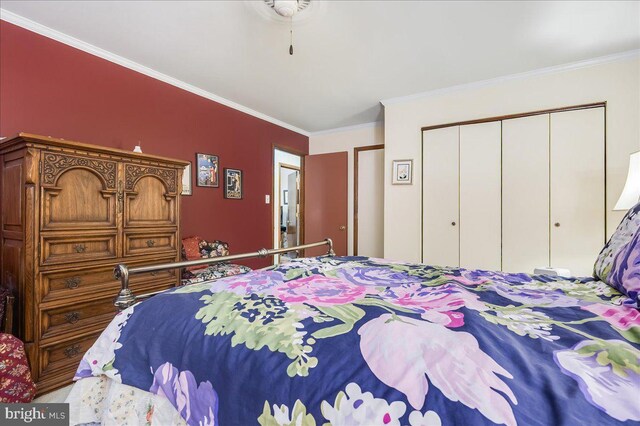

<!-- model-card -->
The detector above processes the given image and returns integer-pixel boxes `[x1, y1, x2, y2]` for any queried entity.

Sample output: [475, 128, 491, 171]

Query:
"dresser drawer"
[41, 233, 116, 266]
[40, 297, 118, 341]
[38, 332, 101, 382]
[41, 261, 179, 302]
[124, 231, 176, 257]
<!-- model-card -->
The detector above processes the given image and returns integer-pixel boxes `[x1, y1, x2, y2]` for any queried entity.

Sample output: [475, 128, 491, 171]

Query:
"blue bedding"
[75, 256, 640, 425]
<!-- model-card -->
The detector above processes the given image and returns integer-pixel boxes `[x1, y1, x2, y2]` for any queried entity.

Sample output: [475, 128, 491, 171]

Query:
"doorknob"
[339, 226, 346, 231]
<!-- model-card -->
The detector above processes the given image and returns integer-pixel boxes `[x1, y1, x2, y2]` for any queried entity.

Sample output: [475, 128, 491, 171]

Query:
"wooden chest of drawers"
[0, 133, 188, 395]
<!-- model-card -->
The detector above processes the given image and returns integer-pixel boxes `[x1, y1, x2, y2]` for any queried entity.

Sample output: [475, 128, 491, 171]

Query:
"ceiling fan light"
[273, 0, 298, 17]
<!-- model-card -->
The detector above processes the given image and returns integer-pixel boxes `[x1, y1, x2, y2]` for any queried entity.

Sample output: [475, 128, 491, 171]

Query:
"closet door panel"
[550, 108, 605, 276]
[502, 115, 550, 273]
[460, 122, 502, 270]
[422, 127, 459, 267]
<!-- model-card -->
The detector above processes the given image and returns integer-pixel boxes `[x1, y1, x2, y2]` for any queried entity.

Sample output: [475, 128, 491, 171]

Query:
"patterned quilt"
[73, 256, 640, 425]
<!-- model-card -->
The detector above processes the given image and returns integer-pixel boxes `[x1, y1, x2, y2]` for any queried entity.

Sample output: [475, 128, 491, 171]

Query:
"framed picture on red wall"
[196, 153, 219, 187]
[224, 168, 243, 199]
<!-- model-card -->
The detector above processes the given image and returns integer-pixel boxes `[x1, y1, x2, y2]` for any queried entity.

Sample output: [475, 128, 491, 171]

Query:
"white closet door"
[460, 121, 502, 270]
[550, 108, 605, 277]
[422, 127, 459, 267]
[357, 148, 384, 257]
[502, 114, 550, 273]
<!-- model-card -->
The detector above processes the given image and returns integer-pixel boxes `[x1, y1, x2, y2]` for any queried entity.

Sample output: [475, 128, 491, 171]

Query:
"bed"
[66, 211, 640, 425]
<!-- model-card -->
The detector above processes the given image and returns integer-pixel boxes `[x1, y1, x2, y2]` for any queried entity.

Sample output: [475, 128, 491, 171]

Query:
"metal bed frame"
[113, 238, 335, 310]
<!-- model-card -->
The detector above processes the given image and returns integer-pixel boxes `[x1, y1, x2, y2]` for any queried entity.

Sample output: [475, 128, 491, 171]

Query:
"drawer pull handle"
[65, 277, 81, 289]
[146, 239, 156, 247]
[63, 344, 81, 359]
[64, 312, 81, 324]
[73, 244, 86, 253]
[150, 271, 159, 276]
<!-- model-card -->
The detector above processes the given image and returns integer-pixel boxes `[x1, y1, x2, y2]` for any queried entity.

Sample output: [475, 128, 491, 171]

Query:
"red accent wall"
[0, 21, 308, 268]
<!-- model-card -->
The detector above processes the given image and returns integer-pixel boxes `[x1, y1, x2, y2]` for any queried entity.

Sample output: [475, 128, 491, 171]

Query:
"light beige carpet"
[33, 384, 73, 403]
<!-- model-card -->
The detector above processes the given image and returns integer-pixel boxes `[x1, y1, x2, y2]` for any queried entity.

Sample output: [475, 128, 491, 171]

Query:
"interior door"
[550, 107, 605, 276]
[304, 152, 348, 256]
[422, 127, 459, 267]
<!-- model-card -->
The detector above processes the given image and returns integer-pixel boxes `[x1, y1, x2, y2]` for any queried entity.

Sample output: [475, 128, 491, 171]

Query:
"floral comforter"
[73, 256, 640, 425]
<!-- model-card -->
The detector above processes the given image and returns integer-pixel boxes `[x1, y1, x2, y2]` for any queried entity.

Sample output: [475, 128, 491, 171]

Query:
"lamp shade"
[614, 151, 640, 210]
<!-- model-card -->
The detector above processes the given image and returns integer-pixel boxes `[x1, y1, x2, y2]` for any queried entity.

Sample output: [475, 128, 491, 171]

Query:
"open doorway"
[279, 164, 300, 256]
[273, 148, 303, 263]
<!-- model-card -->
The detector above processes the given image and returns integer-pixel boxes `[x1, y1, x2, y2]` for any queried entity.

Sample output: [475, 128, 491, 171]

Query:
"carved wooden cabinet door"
[40, 151, 119, 265]
[40, 152, 118, 231]
[123, 163, 178, 229]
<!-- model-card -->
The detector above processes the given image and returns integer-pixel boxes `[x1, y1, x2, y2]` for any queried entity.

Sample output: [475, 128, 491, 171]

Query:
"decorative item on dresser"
[0, 133, 188, 396]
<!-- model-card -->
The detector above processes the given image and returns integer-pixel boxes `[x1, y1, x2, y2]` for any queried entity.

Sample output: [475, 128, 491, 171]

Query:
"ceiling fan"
[263, 0, 312, 55]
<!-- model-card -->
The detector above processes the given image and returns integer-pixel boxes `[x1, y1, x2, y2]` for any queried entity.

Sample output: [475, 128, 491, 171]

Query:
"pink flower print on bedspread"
[582, 303, 640, 331]
[274, 275, 371, 306]
[381, 283, 487, 328]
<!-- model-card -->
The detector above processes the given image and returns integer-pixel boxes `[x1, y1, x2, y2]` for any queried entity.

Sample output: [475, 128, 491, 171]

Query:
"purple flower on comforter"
[150, 362, 218, 426]
[461, 269, 534, 285]
[554, 340, 640, 422]
[334, 267, 422, 287]
[489, 283, 582, 308]
[220, 270, 285, 295]
[608, 230, 640, 306]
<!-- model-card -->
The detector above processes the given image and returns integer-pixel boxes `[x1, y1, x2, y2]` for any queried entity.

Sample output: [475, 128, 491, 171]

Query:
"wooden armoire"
[0, 133, 188, 395]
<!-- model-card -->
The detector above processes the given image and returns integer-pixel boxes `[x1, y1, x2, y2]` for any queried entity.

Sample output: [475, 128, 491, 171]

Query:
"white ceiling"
[1, 1, 639, 133]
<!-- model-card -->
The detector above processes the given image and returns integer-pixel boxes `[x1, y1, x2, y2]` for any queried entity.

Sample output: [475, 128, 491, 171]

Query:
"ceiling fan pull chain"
[289, 17, 294, 55]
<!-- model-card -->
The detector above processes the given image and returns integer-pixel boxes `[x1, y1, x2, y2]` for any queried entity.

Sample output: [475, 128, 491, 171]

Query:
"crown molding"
[381, 49, 640, 106]
[0, 8, 310, 136]
[310, 121, 383, 137]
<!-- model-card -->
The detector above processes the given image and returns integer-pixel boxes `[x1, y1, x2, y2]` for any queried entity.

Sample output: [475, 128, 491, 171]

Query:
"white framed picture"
[182, 162, 192, 195]
[392, 159, 413, 185]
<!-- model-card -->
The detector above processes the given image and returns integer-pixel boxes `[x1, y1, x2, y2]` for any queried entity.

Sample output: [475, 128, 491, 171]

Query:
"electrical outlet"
[265, 195, 270, 204]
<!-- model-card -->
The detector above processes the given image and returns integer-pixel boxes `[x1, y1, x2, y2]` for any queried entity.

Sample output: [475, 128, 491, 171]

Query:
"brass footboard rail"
[113, 238, 335, 310]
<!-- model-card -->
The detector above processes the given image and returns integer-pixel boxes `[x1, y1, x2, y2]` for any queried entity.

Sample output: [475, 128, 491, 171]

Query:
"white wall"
[309, 124, 385, 255]
[383, 55, 640, 263]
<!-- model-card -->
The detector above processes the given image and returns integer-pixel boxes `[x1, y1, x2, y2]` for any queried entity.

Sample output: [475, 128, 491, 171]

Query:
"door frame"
[354, 144, 384, 256]
[277, 163, 301, 251]
[272, 145, 305, 258]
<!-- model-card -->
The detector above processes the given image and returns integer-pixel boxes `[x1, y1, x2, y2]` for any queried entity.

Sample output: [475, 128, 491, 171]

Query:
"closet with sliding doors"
[422, 104, 605, 277]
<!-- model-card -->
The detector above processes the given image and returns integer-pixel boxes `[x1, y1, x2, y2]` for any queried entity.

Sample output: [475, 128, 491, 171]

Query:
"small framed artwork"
[392, 159, 413, 185]
[182, 162, 192, 195]
[224, 168, 243, 199]
[196, 153, 219, 187]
